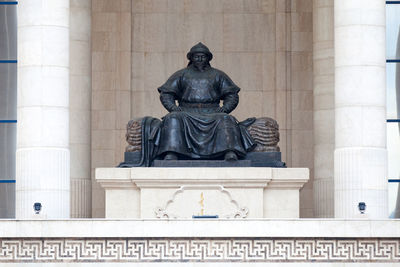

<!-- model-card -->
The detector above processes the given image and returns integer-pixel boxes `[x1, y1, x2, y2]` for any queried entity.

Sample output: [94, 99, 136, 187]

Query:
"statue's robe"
[157, 65, 255, 159]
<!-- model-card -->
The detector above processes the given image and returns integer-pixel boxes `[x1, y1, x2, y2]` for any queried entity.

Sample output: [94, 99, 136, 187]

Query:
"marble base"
[96, 167, 309, 219]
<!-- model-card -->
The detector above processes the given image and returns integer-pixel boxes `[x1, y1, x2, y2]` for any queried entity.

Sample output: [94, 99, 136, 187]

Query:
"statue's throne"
[119, 117, 285, 168]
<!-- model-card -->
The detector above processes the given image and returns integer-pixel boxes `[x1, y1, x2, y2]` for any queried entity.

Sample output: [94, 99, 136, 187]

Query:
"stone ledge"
[0, 219, 399, 238]
[96, 167, 309, 189]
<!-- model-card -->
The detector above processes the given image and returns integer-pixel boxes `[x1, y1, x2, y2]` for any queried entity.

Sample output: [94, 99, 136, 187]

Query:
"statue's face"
[191, 52, 209, 68]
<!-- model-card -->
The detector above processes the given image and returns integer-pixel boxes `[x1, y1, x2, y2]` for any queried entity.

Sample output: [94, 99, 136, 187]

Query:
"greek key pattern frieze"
[0, 238, 399, 262]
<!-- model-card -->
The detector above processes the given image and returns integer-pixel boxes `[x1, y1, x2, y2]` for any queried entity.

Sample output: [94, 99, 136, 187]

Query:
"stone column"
[313, 0, 334, 217]
[70, 0, 91, 218]
[334, 0, 387, 218]
[16, 0, 70, 218]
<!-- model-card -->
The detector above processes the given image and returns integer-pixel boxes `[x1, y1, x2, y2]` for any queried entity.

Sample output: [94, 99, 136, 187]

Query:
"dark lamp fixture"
[33, 202, 42, 214]
[358, 202, 366, 214]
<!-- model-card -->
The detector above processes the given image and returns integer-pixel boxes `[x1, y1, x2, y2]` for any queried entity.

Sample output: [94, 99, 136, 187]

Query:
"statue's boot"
[164, 152, 178, 160]
[224, 151, 238, 161]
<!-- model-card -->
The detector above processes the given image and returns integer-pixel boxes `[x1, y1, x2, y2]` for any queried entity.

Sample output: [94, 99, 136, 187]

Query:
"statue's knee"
[219, 114, 236, 123]
[162, 112, 182, 128]
[163, 112, 179, 121]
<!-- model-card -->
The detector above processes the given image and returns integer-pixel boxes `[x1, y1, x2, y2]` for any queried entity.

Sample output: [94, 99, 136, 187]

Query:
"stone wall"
[91, 0, 132, 217]
[289, 0, 314, 217]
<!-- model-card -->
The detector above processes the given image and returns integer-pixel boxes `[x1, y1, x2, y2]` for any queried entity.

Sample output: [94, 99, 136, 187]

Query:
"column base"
[16, 148, 70, 219]
[334, 147, 387, 218]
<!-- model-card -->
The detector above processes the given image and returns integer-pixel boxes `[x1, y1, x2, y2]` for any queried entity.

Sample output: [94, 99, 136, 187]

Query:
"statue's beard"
[194, 63, 206, 71]
[188, 61, 211, 71]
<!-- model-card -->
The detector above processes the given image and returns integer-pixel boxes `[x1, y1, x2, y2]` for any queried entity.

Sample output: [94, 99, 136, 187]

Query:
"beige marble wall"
[91, 0, 132, 217]
[91, 0, 314, 217]
[290, 0, 314, 217]
[131, 0, 279, 120]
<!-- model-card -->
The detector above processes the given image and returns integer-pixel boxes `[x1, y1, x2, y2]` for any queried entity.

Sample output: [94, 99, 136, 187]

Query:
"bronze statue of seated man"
[157, 42, 254, 161]
[120, 43, 283, 167]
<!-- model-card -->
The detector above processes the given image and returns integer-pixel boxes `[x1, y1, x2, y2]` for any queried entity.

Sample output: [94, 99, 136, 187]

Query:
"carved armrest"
[125, 118, 143, 152]
[246, 117, 280, 152]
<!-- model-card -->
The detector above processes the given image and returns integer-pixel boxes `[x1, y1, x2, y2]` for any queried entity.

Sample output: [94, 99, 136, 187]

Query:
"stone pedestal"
[96, 167, 309, 219]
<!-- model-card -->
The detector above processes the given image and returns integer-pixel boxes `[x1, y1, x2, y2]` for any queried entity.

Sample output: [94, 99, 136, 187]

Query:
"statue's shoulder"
[210, 67, 232, 79]
[168, 67, 188, 79]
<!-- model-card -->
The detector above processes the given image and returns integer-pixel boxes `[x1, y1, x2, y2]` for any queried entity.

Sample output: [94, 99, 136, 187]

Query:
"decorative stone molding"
[155, 185, 249, 219]
[0, 238, 399, 262]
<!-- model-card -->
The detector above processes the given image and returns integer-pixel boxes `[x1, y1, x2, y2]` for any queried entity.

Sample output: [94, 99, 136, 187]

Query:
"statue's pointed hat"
[186, 42, 213, 61]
